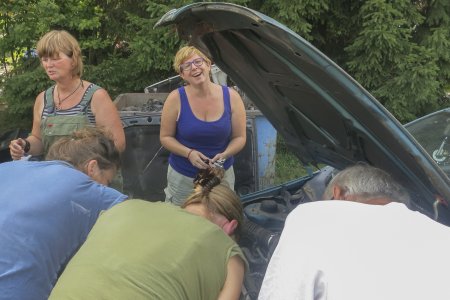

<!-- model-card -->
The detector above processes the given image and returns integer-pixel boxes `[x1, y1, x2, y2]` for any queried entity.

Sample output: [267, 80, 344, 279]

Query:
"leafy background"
[1, 0, 449, 129]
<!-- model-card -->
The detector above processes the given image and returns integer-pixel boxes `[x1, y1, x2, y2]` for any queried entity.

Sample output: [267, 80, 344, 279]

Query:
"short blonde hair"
[173, 46, 211, 73]
[36, 30, 83, 77]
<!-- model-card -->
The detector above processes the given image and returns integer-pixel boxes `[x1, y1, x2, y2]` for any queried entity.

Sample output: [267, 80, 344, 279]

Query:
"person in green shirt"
[49, 165, 246, 300]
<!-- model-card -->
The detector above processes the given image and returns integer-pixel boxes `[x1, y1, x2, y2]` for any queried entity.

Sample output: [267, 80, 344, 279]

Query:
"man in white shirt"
[259, 163, 450, 300]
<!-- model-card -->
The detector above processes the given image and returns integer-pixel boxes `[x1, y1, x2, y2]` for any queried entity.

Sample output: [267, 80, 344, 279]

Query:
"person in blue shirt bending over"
[0, 127, 127, 300]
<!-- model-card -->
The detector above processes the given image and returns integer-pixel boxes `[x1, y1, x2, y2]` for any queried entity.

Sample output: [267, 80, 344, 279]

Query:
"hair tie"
[193, 166, 224, 195]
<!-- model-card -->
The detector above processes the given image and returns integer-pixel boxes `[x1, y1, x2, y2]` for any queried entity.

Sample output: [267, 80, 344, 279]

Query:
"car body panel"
[155, 2, 450, 223]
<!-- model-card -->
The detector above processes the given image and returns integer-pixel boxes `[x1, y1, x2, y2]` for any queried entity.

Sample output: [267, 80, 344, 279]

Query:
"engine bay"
[238, 166, 336, 299]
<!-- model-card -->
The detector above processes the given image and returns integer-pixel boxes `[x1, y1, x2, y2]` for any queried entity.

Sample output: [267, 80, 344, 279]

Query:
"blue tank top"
[169, 86, 234, 177]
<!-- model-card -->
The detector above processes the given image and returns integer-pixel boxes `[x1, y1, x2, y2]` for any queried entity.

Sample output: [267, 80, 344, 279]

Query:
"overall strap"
[79, 84, 101, 113]
[44, 86, 56, 114]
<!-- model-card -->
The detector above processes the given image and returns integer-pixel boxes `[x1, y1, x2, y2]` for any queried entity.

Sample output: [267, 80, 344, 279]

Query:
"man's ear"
[332, 185, 346, 200]
[223, 219, 238, 236]
[85, 159, 98, 177]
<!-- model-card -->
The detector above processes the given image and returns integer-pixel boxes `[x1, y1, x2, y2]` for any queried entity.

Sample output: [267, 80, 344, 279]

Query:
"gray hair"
[322, 164, 410, 204]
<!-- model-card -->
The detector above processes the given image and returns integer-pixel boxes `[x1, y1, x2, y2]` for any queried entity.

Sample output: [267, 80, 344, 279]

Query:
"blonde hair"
[45, 127, 120, 172]
[36, 30, 83, 77]
[182, 167, 243, 236]
[173, 46, 211, 73]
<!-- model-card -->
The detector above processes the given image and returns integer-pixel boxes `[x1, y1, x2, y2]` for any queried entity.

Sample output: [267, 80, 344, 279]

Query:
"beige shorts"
[164, 165, 235, 206]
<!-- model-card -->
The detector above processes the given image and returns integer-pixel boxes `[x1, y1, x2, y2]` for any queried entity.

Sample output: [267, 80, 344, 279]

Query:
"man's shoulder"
[286, 200, 396, 228]
[291, 200, 400, 215]
[0, 159, 72, 173]
[289, 200, 341, 217]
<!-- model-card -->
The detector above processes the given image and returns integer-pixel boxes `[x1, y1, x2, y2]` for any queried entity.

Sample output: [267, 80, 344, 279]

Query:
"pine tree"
[345, 0, 447, 122]
[416, 0, 450, 105]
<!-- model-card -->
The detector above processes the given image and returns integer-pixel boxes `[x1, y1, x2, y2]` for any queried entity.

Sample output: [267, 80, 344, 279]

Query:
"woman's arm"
[9, 92, 45, 159]
[212, 88, 246, 162]
[160, 90, 186, 155]
[91, 88, 126, 153]
[217, 255, 245, 300]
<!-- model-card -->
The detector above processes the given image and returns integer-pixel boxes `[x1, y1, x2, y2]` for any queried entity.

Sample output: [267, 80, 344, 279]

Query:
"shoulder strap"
[178, 86, 188, 111]
[44, 86, 56, 111]
[177, 86, 187, 102]
[79, 84, 101, 112]
[177, 86, 197, 122]
[222, 86, 231, 114]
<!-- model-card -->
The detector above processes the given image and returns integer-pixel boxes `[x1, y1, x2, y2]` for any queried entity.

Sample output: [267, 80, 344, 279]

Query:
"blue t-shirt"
[0, 160, 127, 300]
[169, 86, 234, 177]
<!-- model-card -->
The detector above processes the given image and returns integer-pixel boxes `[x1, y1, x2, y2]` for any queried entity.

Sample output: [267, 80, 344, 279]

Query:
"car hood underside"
[155, 2, 450, 222]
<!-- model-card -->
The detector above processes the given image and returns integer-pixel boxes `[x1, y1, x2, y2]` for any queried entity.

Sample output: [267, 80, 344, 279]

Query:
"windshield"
[405, 110, 450, 178]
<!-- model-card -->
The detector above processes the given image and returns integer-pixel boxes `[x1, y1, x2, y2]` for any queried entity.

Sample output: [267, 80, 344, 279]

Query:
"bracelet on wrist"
[23, 140, 31, 153]
[187, 149, 194, 160]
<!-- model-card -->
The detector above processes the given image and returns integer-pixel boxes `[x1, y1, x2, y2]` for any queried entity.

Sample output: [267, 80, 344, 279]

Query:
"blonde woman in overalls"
[9, 30, 125, 184]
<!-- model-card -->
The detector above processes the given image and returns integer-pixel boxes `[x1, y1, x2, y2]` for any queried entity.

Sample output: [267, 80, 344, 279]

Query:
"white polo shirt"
[259, 200, 450, 300]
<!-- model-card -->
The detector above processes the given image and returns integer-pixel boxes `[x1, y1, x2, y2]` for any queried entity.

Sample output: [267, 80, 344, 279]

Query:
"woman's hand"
[187, 149, 210, 169]
[211, 153, 227, 164]
[9, 138, 27, 160]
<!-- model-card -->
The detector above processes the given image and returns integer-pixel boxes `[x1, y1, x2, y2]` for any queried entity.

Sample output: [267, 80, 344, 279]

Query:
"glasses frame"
[179, 57, 205, 72]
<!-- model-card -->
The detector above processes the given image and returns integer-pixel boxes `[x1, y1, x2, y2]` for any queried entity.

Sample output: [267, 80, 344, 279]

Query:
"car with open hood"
[0, 2, 448, 298]
[152, 2, 450, 298]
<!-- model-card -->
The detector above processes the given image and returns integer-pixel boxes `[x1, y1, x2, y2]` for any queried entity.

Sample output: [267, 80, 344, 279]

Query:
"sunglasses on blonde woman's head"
[179, 57, 205, 72]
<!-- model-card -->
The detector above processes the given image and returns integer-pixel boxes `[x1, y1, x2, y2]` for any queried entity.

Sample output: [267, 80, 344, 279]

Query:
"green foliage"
[0, 66, 50, 130]
[1, 0, 450, 132]
[256, 0, 329, 39]
[274, 136, 308, 185]
[418, 0, 450, 108]
[375, 45, 440, 121]
[345, 0, 449, 122]
[273, 135, 323, 185]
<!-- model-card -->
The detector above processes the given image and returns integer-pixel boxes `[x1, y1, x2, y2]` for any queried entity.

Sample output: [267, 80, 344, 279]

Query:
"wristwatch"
[23, 139, 31, 153]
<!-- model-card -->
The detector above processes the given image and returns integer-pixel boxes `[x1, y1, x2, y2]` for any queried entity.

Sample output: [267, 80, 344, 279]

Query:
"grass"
[274, 136, 311, 185]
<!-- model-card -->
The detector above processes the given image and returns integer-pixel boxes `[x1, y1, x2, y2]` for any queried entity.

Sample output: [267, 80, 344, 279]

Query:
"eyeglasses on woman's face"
[179, 57, 205, 72]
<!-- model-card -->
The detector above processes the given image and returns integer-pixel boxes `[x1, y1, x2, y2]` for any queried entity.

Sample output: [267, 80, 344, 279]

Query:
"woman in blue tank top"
[160, 46, 247, 206]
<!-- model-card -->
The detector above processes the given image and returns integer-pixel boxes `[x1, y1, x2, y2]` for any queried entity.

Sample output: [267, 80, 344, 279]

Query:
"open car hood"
[155, 2, 450, 221]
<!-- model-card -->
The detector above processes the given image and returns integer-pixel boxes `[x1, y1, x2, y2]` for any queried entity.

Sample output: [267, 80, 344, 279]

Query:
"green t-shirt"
[49, 200, 245, 300]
